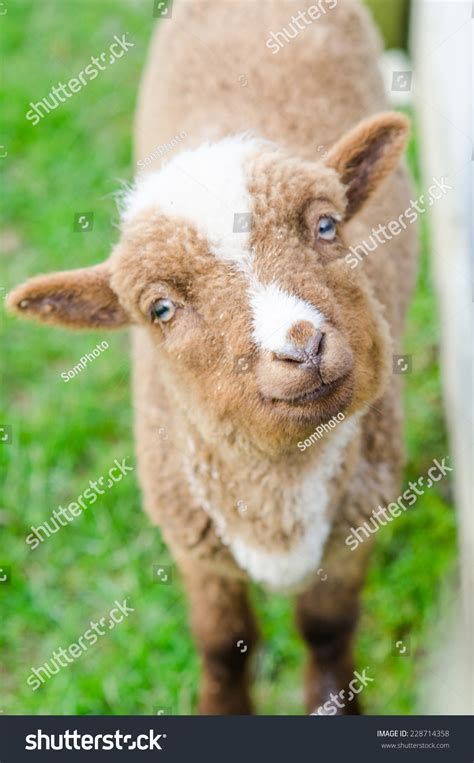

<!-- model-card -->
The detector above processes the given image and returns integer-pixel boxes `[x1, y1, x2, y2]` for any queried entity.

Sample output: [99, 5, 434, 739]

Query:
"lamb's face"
[110, 121, 404, 449]
[7, 114, 408, 453]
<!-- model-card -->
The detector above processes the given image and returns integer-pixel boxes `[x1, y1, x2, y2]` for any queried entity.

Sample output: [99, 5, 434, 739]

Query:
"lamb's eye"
[150, 298, 176, 323]
[317, 216, 337, 241]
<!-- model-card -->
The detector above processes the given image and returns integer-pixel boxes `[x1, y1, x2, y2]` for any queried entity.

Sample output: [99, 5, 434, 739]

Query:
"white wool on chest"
[184, 416, 360, 592]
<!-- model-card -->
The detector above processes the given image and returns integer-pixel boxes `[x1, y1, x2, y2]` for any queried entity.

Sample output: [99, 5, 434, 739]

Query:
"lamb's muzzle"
[256, 317, 354, 416]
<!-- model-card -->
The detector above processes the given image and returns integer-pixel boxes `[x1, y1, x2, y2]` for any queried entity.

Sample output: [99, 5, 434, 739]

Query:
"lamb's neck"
[184, 411, 363, 485]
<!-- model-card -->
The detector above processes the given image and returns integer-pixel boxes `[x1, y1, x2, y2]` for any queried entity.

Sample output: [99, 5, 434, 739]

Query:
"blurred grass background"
[0, 0, 457, 714]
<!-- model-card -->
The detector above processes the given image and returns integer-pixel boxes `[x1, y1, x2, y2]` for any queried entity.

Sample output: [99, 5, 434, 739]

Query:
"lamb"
[8, 0, 418, 714]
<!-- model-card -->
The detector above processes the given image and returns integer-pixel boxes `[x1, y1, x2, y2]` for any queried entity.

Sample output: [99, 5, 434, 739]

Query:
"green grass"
[0, 1, 457, 715]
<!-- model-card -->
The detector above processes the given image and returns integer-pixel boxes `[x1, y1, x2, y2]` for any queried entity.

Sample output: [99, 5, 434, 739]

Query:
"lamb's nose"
[273, 328, 324, 367]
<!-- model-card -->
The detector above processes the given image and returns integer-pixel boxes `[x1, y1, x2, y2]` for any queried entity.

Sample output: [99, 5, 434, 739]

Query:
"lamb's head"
[8, 113, 408, 454]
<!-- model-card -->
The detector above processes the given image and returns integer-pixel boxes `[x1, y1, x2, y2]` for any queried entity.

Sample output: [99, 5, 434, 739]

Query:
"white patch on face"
[121, 134, 266, 266]
[249, 281, 325, 354]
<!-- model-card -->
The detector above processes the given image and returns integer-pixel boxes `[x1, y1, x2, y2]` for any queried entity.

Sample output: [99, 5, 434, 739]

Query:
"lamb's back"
[135, 0, 386, 163]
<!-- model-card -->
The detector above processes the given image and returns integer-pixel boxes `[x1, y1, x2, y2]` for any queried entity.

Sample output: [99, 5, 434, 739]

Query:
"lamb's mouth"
[268, 374, 349, 406]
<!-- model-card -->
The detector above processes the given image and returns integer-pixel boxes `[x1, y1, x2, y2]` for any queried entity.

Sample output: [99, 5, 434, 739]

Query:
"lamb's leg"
[295, 583, 361, 714]
[179, 561, 259, 715]
[295, 542, 371, 715]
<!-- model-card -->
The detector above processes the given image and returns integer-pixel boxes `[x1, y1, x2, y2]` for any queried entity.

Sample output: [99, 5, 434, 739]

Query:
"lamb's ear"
[6, 264, 130, 329]
[326, 112, 409, 219]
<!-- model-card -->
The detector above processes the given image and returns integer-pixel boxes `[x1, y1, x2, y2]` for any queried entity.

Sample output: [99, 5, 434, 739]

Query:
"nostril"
[273, 345, 306, 363]
[305, 330, 324, 362]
